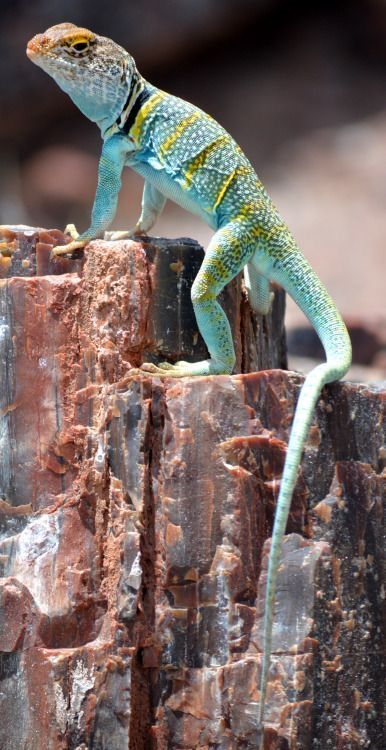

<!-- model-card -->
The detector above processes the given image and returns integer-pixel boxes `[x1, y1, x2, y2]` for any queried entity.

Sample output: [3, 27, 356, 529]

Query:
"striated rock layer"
[0, 229, 384, 750]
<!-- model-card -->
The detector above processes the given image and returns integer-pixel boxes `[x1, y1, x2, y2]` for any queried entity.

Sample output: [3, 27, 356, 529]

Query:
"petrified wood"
[0, 228, 384, 750]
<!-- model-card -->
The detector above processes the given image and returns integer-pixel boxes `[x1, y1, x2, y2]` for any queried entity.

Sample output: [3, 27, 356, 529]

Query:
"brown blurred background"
[0, 0, 385, 377]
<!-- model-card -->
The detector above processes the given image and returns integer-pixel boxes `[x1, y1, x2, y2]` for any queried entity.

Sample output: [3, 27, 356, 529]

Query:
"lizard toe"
[107, 230, 132, 241]
[51, 240, 87, 257]
[64, 223, 80, 240]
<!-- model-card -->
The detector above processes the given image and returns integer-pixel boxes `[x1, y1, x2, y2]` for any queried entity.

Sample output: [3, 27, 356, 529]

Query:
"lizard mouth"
[26, 41, 38, 59]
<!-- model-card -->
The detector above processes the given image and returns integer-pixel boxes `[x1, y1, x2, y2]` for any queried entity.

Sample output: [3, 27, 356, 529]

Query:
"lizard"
[27, 23, 352, 733]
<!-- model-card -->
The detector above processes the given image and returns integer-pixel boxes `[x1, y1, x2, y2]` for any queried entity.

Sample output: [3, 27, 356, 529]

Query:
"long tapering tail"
[257, 249, 352, 727]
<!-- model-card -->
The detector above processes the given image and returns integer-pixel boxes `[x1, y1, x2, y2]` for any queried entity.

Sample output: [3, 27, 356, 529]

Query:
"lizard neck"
[115, 79, 154, 133]
[94, 72, 146, 135]
[102, 78, 155, 140]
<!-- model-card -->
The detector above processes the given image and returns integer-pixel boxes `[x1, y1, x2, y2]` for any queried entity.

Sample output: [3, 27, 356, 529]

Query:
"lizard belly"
[131, 159, 218, 230]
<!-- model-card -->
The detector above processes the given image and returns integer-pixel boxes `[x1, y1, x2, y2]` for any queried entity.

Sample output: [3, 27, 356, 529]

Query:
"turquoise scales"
[27, 24, 352, 733]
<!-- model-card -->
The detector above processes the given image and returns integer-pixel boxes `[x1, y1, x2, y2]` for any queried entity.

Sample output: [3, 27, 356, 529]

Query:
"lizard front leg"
[52, 134, 128, 256]
[108, 180, 166, 241]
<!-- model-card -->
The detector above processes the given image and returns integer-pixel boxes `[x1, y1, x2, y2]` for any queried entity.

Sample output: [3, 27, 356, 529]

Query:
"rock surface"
[0, 230, 384, 749]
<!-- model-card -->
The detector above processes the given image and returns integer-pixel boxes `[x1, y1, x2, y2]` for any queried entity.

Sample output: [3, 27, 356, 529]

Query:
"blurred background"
[0, 0, 385, 378]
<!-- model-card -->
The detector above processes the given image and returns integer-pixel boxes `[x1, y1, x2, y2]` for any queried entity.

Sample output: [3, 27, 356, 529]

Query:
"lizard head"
[27, 23, 139, 131]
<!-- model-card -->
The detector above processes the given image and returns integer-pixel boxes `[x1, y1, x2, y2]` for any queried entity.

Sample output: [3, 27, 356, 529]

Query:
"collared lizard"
[27, 23, 352, 733]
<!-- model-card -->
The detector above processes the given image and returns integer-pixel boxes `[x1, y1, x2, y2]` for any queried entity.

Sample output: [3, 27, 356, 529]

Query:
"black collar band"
[118, 76, 137, 121]
[118, 85, 152, 134]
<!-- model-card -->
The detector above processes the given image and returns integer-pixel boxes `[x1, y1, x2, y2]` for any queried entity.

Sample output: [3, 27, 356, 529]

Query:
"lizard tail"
[258, 251, 352, 727]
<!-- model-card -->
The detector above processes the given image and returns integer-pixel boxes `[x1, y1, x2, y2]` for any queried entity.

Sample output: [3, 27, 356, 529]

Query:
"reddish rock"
[0, 225, 84, 277]
[0, 272, 84, 507]
[0, 228, 286, 511]
[311, 458, 385, 750]
[0, 231, 384, 749]
[107, 375, 384, 749]
[0, 577, 44, 651]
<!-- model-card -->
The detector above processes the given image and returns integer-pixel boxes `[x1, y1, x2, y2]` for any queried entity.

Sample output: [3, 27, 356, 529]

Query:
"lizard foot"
[106, 229, 133, 241]
[140, 359, 229, 378]
[51, 239, 87, 257]
[105, 225, 149, 242]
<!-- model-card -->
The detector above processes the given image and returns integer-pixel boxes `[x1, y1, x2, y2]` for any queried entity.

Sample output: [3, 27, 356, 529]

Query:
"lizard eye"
[73, 41, 88, 51]
[68, 38, 91, 54]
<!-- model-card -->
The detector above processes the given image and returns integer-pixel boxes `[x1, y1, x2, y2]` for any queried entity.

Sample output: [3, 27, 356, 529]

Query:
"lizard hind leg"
[244, 260, 273, 315]
[140, 222, 255, 377]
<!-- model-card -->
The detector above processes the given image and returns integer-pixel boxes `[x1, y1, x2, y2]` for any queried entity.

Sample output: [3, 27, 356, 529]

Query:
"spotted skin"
[27, 24, 352, 736]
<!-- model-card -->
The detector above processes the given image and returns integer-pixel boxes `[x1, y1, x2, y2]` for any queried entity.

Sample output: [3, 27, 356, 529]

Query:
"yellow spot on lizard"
[160, 112, 201, 155]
